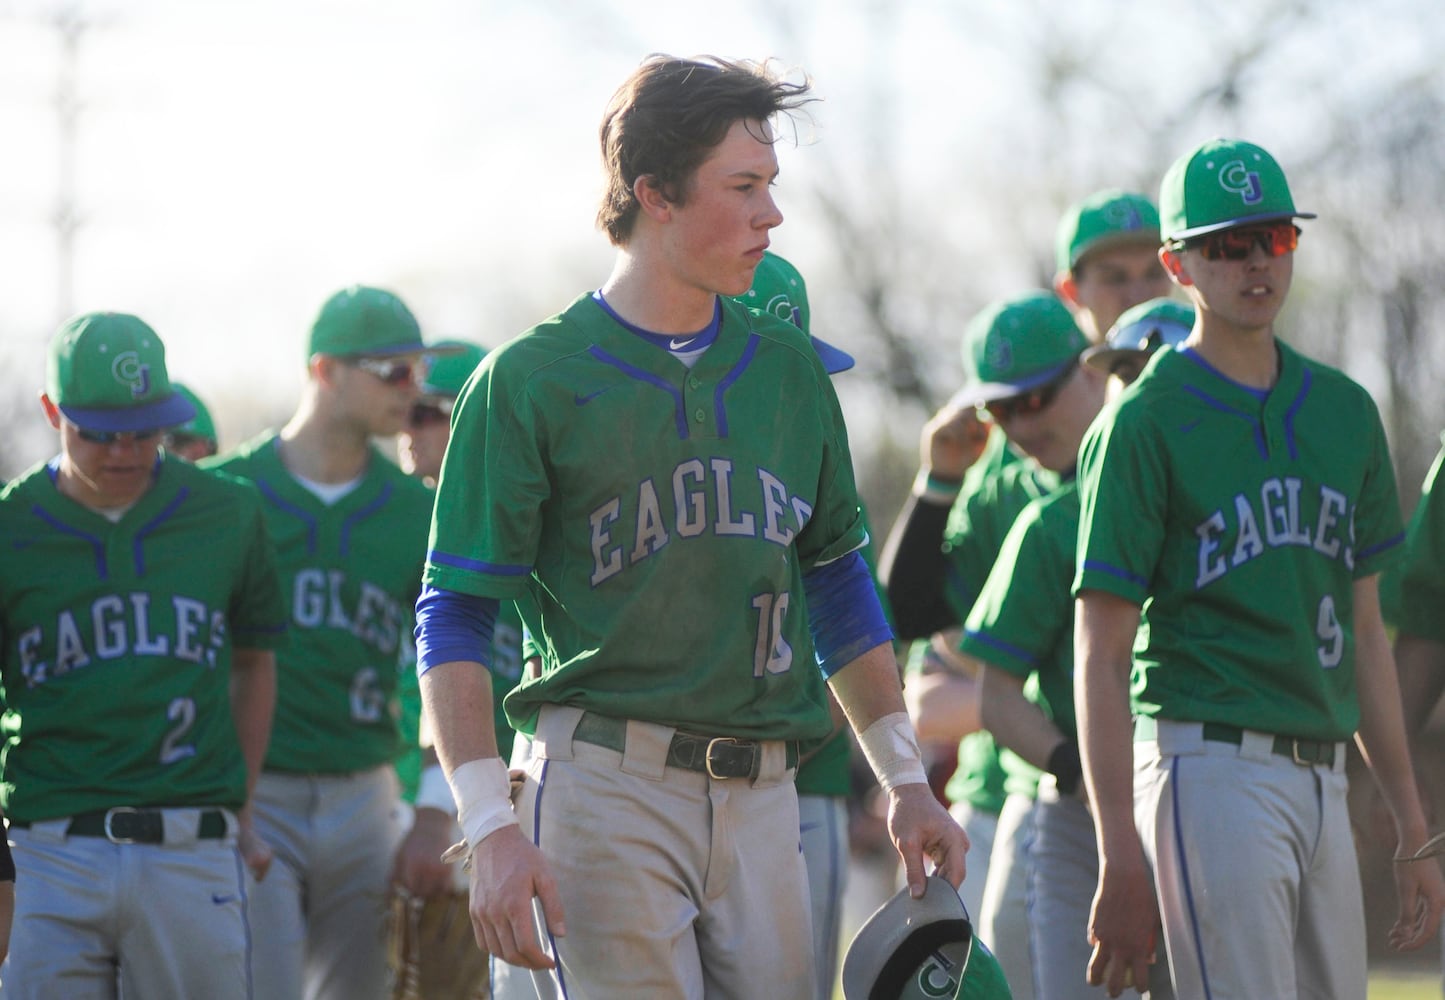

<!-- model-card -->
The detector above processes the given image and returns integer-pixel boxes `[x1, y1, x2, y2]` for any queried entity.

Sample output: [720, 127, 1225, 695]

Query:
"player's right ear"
[1159, 246, 1191, 286]
[1053, 271, 1081, 309]
[38, 392, 61, 430]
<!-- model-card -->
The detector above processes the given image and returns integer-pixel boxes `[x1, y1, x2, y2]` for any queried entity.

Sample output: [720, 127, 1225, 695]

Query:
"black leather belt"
[1135, 717, 1336, 768]
[10, 808, 229, 844]
[574, 712, 798, 779]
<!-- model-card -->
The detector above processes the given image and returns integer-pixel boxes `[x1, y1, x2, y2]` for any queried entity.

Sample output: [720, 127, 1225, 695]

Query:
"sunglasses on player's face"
[408, 398, 454, 428]
[75, 426, 164, 445]
[345, 356, 426, 386]
[979, 361, 1077, 423]
[1170, 222, 1300, 262]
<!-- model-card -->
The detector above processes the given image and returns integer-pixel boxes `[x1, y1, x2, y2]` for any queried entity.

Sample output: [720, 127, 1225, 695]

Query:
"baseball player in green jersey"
[1053, 189, 1175, 345]
[415, 55, 968, 1000]
[0, 312, 285, 999]
[165, 382, 221, 461]
[1074, 138, 1445, 998]
[389, 337, 522, 1000]
[208, 286, 456, 1000]
[963, 299, 1191, 1000]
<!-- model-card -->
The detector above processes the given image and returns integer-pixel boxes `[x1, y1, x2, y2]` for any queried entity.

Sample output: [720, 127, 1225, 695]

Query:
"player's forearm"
[828, 642, 912, 732]
[979, 665, 1066, 773]
[229, 648, 277, 800]
[905, 669, 980, 744]
[1356, 622, 1431, 846]
[877, 496, 954, 639]
[419, 659, 502, 772]
[1393, 634, 1445, 736]
[1075, 593, 1143, 859]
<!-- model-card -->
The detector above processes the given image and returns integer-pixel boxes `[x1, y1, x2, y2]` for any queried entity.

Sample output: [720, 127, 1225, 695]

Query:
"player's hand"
[391, 807, 456, 899]
[236, 805, 274, 883]
[469, 823, 566, 970]
[920, 398, 991, 482]
[1086, 854, 1158, 997]
[886, 782, 969, 897]
[1389, 840, 1445, 951]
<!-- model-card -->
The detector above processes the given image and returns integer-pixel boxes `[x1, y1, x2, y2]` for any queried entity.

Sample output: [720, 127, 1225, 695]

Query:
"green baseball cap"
[46, 312, 196, 432]
[961, 291, 1087, 405]
[306, 285, 460, 359]
[735, 250, 855, 374]
[418, 340, 487, 399]
[1083, 297, 1195, 374]
[169, 383, 218, 444]
[840, 877, 1013, 1000]
[1160, 138, 1316, 242]
[1055, 189, 1161, 274]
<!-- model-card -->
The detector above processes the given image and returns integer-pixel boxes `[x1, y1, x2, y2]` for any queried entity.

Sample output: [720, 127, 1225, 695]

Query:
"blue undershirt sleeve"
[803, 550, 896, 679]
[414, 584, 498, 676]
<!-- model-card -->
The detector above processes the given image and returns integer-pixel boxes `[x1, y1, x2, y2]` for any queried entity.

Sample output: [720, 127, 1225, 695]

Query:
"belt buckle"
[103, 806, 141, 844]
[1290, 739, 1324, 767]
[705, 737, 748, 780]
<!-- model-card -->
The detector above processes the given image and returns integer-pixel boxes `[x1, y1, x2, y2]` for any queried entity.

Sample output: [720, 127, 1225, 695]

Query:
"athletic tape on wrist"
[414, 763, 456, 816]
[447, 757, 519, 852]
[912, 469, 963, 506]
[857, 711, 929, 793]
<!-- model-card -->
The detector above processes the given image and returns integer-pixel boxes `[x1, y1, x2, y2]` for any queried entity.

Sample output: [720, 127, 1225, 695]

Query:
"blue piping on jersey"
[1179, 384, 1268, 459]
[1357, 531, 1405, 564]
[1080, 559, 1149, 590]
[232, 840, 255, 1000]
[256, 480, 319, 556]
[31, 505, 108, 579]
[587, 345, 690, 440]
[132, 487, 189, 576]
[338, 482, 393, 558]
[427, 548, 531, 577]
[713, 334, 761, 438]
[1172, 755, 1215, 999]
[532, 759, 570, 997]
[963, 627, 1040, 666]
[1281, 368, 1311, 461]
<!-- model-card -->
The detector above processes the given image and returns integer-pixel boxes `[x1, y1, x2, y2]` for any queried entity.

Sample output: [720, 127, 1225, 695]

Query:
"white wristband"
[414, 763, 455, 815]
[447, 757, 519, 851]
[857, 712, 929, 793]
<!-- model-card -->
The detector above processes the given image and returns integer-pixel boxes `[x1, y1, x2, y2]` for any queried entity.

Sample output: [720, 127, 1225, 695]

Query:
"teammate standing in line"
[1074, 138, 1445, 998]
[964, 298, 1190, 1000]
[208, 286, 451, 1000]
[165, 382, 221, 461]
[0, 313, 284, 998]
[415, 55, 967, 999]
[880, 191, 1168, 1000]
[389, 338, 521, 1000]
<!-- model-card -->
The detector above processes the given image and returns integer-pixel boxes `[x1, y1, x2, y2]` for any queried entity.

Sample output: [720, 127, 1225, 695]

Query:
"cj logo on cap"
[1103, 201, 1144, 231]
[112, 351, 152, 398]
[1217, 160, 1264, 206]
[916, 948, 960, 997]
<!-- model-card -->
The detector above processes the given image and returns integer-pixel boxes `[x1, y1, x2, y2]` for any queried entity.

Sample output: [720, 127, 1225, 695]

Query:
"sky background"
[0, 0, 1436, 472]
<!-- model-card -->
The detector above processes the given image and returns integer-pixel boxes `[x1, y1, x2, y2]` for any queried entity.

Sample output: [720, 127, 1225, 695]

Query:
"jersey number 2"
[160, 697, 198, 764]
[751, 592, 794, 678]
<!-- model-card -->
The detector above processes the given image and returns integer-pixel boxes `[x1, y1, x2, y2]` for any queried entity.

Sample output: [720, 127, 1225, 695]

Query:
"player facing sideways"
[0, 313, 285, 999]
[164, 382, 221, 461]
[414, 55, 968, 999]
[1073, 138, 1445, 999]
[965, 297, 1190, 1000]
[207, 286, 456, 1000]
[389, 337, 525, 1000]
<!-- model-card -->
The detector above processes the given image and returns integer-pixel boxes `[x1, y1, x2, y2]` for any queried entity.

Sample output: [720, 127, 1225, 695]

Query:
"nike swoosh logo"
[574, 387, 615, 406]
[211, 893, 237, 905]
[668, 337, 696, 350]
[1178, 419, 1203, 433]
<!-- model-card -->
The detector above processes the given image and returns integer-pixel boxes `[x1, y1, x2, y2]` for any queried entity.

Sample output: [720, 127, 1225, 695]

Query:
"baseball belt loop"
[705, 737, 747, 780]
[104, 806, 141, 844]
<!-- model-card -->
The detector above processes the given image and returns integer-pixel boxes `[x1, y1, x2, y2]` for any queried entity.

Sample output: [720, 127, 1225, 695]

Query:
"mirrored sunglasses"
[979, 361, 1077, 423]
[77, 426, 164, 445]
[1171, 222, 1300, 262]
[408, 398, 455, 427]
[347, 356, 427, 386]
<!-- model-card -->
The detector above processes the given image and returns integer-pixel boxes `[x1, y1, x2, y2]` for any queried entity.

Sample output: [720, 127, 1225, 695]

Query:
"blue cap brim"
[810, 336, 855, 375]
[969, 357, 1076, 405]
[60, 392, 198, 433]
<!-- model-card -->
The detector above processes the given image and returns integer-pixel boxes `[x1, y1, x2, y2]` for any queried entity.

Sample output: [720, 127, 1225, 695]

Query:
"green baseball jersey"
[425, 294, 869, 740]
[0, 457, 287, 822]
[1074, 341, 1403, 741]
[396, 601, 525, 801]
[1384, 438, 1445, 640]
[943, 730, 1007, 816]
[208, 434, 433, 772]
[961, 482, 1081, 741]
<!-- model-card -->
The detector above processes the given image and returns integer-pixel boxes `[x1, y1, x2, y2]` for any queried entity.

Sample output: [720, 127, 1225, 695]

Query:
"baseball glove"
[387, 888, 491, 1000]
